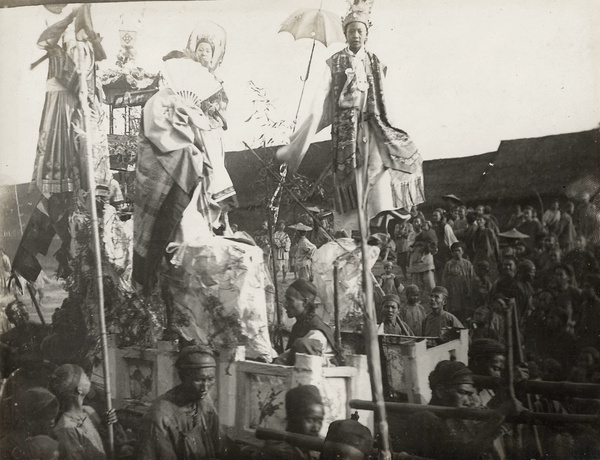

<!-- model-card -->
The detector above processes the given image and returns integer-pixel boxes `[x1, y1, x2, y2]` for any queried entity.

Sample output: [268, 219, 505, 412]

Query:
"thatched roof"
[476, 128, 600, 201]
[421, 151, 497, 210]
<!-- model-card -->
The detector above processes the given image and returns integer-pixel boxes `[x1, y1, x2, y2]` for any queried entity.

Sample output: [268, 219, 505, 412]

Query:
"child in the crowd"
[469, 296, 506, 344]
[398, 285, 426, 336]
[471, 259, 493, 312]
[50, 364, 117, 460]
[568, 347, 600, 384]
[376, 261, 404, 296]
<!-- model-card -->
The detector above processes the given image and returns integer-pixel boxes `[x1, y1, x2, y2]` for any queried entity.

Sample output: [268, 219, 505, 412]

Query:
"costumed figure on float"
[133, 21, 276, 361]
[277, 0, 425, 232]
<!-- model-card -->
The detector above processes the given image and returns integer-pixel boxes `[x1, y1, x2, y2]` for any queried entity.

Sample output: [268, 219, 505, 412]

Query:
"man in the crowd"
[403, 360, 521, 460]
[553, 263, 583, 331]
[576, 274, 600, 350]
[407, 218, 437, 301]
[422, 286, 463, 343]
[377, 294, 413, 336]
[557, 201, 577, 253]
[489, 257, 532, 325]
[536, 234, 560, 271]
[563, 235, 600, 283]
[275, 280, 338, 366]
[452, 206, 469, 239]
[517, 206, 544, 251]
[516, 259, 537, 300]
[507, 205, 525, 230]
[320, 419, 374, 460]
[513, 240, 531, 264]
[294, 225, 317, 282]
[483, 205, 500, 235]
[137, 346, 239, 460]
[394, 217, 415, 279]
[0, 300, 48, 378]
[260, 385, 324, 460]
[399, 284, 426, 336]
[0, 387, 59, 459]
[274, 221, 292, 282]
[468, 338, 506, 407]
[442, 241, 476, 323]
[542, 200, 561, 235]
[431, 208, 458, 285]
[255, 220, 272, 267]
[534, 308, 578, 380]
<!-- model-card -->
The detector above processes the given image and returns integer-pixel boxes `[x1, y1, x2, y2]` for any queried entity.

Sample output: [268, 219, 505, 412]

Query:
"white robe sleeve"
[276, 65, 333, 173]
[304, 329, 333, 353]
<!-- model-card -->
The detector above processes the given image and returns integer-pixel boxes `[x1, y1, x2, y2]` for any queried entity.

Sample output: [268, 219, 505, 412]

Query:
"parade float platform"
[106, 329, 469, 442]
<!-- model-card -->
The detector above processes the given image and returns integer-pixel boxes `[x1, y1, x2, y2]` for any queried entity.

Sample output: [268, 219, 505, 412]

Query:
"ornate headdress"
[186, 21, 227, 72]
[342, 0, 374, 31]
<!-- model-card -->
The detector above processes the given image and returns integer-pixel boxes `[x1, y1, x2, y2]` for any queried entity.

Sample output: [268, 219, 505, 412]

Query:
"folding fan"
[162, 58, 222, 109]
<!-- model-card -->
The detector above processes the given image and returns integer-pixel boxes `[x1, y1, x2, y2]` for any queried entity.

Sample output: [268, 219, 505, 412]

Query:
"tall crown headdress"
[342, 0, 375, 31]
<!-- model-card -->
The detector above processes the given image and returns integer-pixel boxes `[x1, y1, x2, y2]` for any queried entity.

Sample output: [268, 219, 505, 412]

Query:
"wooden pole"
[472, 376, 600, 399]
[14, 185, 23, 237]
[505, 302, 516, 401]
[255, 427, 433, 460]
[267, 208, 284, 353]
[76, 41, 114, 460]
[26, 282, 46, 325]
[512, 301, 543, 457]
[264, 163, 283, 353]
[349, 400, 600, 426]
[333, 260, 341, 350]
[354, 147, 391, 459]
[292, 38, 317, 130]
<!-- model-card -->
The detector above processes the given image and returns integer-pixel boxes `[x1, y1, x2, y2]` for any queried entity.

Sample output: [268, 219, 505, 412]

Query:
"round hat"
[286, 385, 323, 418]
[429, 360, 474, 389]
[469, 339, 506, 359]
[175, 345, 216, 369]
[323, 419, 373, 455]
[498, 228, 529, 239]
[382, 294, 401, 306]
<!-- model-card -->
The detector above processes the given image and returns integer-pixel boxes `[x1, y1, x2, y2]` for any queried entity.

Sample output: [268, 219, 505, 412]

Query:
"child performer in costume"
[277, 0, 424, 232]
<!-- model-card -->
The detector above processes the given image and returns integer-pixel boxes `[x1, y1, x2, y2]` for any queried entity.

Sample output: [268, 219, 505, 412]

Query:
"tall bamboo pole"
[333, 260, 341, 350]
[76, 41, 114, 460]
[14, 185, 23, 237]
[354, 148, 391, 459]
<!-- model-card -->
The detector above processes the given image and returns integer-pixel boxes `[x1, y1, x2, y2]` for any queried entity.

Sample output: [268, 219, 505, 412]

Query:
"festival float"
[7, 3, 529, 458]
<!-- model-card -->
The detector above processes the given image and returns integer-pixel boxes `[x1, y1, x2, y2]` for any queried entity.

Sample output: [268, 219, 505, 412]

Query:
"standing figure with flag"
[277, 0, 424, 232]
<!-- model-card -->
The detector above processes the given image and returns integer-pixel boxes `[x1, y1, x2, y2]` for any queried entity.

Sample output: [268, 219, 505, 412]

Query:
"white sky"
[0, 0, 599, 185]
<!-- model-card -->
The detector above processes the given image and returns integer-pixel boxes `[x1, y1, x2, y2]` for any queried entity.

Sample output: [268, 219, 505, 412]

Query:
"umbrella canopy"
[279, 7, 345, 47]
[442, 194, 463, 204]
[289, 223, 313, 232]
[498, 228, 529, 239]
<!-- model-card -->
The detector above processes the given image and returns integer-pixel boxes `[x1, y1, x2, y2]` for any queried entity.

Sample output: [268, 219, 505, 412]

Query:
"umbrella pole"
[292, 39, 317, 130]
[355, 164, 392, 460]
[76, 42, 114, 460]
